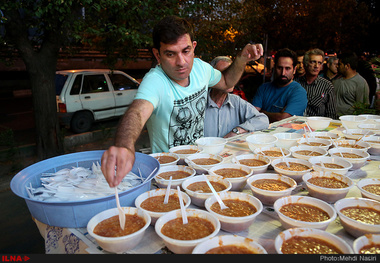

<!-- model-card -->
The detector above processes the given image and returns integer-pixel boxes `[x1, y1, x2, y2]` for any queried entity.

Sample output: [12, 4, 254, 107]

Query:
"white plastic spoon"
[163, 176, 172, 204]
[202, 174, 228, 210]
[177, 186, 188, 224]
[279, 147, 290, 167]
[114, 187, 125, 230]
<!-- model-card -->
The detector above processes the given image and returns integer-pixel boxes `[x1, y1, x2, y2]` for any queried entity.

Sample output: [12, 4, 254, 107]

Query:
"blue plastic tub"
[11, 150, 159, 228]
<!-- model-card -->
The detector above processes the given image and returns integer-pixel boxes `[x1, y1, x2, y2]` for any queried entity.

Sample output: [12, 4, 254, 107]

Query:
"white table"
[34, 116, 380, 254]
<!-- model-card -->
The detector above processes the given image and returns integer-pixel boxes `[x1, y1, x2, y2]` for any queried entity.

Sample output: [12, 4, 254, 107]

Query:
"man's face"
[328, 59, 339, 74]
[152, 34, 197, 87]
[337, 60, 347, 76]
[296, 55, 305, 75]
[274, 57, 296, 87]
[306, 54, 323, 76]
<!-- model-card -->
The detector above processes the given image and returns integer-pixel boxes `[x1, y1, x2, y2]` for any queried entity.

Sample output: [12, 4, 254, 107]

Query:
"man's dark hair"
[274, 48, 297, 67]
[153, 16, 195, 50]
[338, 52, 359, 70]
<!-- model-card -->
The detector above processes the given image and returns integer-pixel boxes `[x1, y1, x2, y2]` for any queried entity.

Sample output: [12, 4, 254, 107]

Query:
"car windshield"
[55, 74, 69, 95]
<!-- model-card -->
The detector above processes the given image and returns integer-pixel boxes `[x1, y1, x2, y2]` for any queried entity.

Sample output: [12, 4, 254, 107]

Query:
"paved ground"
[0, 126, 150, 253]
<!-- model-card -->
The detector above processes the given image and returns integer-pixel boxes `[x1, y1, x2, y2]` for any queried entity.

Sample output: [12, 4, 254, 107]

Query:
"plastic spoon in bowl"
[114, 187, 125, 230]
[279, 147, 290, 167]
[202, 174, 228, 210]
[163, 176, 172, 204]
[177, 186, 188, 224]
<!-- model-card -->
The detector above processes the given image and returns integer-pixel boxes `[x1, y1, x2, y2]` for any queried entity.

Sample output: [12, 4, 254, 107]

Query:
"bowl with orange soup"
[154, 208, 220, 254]
[208, 163, 253, 191]
[271, 158, 313, 183]
[169, 145, 202, 165]
[150, 152, 180, 166]
[231, 154, 271, 174]
[353, 234, 380, 254]
[328, 148, 370, 170]
[87, 207, 151, 253]
[274, 227, 353, 254]
[273, 196, 336, 230]
[181, 175, 231, 207]
[204, 191, 263, 233]
[154, 165, 196, 189]
[184, 153, 224, 174]
[357, 178, 380, 202]
[135, 188, 191, 225]
[334, 197, 380, 237]
[247, 173, 297, 205]
[192, 235, 267, 254]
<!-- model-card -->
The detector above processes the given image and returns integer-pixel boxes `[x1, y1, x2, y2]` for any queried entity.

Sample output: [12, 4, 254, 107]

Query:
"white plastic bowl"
[247, 173, 297, 205]
[149, 152, 180, 166]
[192, 235, 267, 254]
[253, 146, 291, 161]
[231, 154, 271, 174]
[271, 158, 313, 183]
[308, 156, 352, 176]
[302, 172, 354, 203]
[195, 137, 227, 155]
[181, 175, 231, 207]
[185, 153, 224, 174]
[245, 133, 278, 152]
[273, 132, 303, 149]
[297, 137, 332, 150]
[333, 139, 371, 152]
[87, 207, 151, 253]
[308, 131, 341, 141]
[134, 188, 191, 225]
[357, 178, 380, 202]
[208, 163, 253, 191]
[274, 196, 337, 230]
[289, 145, 328, 161]
[274, 228, 353, 254]
[169, 145, 202, 165]
[359, 114, 380, 124]
[342, 129, 375, 140]
[155, 165, 196, 189]
[328, 148, 370, 170]
[362, 135, 380, 155]
[307, 116, 332, 130]
[358, 123, 380, 135]
[204, 191, 263, 233]
[154, 208, 220, 254]
[353, 234, 380, 254]
[340, 115, 367, 129]
[335, 197, 380, 237]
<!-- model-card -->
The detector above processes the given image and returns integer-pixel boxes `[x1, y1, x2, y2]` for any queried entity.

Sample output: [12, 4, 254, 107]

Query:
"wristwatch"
[232, 127, 240, 134]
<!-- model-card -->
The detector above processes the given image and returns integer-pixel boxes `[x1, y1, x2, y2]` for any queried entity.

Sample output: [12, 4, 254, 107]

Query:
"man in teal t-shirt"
[252, 48, 307, 123]
[101, 16, 264, 187]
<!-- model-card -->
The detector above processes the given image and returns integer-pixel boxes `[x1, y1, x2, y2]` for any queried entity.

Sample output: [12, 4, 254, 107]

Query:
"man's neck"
[210, 89, 227, 108]
[305, 73, 318, 84]
[326, 70, 336, 79]
[344, 69, 357, 80]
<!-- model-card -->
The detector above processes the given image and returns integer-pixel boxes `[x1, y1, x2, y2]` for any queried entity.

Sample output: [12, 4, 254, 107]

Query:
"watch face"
[233, 128, 239, 134]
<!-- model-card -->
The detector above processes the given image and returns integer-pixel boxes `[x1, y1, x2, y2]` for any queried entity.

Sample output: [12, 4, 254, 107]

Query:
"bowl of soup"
[208, 163, 253, 191]
[274, 196, 336, 230]
[185, 153, 224, 174]
[253, 146, 291, 162]
[308, 156, 352, 176]
[247, 173, 297, 205]
[204, 191, 263, 233]
[154, 208, 220, 254]
[271, 158, 313, 183]
[353, 234, 380, 254]
[181, 175, 231, 207]
[231, 154, 271, 174]
[87, 207, 151, 253]
[334, 139, 371, 152]
[169, 145, 202, 165]
[135, 188, 191, 225]
[334, 197, 380, 237]
[195, 137, 227, 155]
[308, 131, 341, 141]
[289, 145, 328, 161]
[155, 165, 196, 189]
[192, 235, 267, 254]
[342, 129, 375, 140]
[328, 148, 370, 170]
[150, 152, 180, 166]
[357, 178, 380, 202]
[274, 227, 353, 254]
[297, 137, 332, 151]
[362, 135, 380, 155]
[302, 172, 354, 203]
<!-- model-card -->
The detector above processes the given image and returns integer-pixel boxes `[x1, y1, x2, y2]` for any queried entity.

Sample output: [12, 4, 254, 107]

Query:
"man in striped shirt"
[295, 48, 338, 120]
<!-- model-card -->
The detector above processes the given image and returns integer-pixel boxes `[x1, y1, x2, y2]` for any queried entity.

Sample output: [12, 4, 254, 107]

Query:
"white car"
[56, 69, 139, 133]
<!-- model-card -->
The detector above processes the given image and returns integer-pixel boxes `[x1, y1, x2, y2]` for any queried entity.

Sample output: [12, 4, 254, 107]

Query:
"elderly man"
[204, 56, 269, 138]
[101, 16, 264, 187]
[295, 48, 337, 119]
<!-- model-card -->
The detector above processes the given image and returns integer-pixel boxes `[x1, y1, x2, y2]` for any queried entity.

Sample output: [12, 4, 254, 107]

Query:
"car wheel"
[70, 111, 93, 133]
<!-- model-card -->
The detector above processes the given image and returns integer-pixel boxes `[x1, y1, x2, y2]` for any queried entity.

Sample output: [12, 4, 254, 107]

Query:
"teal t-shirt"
[134, 58, 222, 153]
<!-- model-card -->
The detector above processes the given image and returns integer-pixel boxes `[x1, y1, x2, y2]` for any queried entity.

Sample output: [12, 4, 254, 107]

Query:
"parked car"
[55, 69, 139, 133]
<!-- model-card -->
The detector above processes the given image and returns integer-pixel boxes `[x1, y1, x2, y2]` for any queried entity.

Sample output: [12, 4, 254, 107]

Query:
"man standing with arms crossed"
[101, 16, 263, 187]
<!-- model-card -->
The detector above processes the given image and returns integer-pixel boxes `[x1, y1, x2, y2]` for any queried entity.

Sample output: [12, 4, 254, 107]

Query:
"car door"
[107, 72, 139, 116]
[79, 73, 116, 120]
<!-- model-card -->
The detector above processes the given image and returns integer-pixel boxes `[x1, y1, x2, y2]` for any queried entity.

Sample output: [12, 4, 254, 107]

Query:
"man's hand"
[239, 43, 264, 63]
[101, 146, 135, 187]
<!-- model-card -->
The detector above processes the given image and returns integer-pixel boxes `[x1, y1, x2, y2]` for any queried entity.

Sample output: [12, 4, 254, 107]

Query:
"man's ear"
[152, 48, 160, 64]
